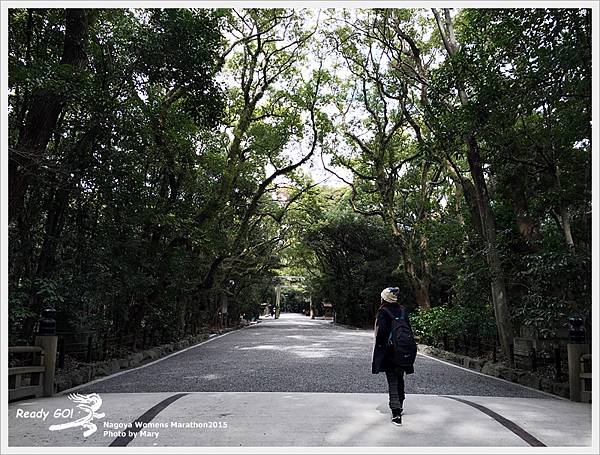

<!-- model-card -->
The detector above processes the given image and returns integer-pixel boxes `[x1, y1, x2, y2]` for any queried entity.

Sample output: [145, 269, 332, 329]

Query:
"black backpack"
[382, 306, 417, 366]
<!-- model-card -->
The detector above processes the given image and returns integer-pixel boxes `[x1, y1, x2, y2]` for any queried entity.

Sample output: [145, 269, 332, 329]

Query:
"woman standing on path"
[372, 287, 417, 426]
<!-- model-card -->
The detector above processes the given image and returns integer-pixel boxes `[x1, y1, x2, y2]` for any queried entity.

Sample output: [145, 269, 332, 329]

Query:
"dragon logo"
[49, 393, 105, 437]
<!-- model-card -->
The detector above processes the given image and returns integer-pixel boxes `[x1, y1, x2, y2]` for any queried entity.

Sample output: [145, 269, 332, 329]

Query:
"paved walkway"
[6, 313, 594, 448]
[8, 392, 592, 447]
[74, 313, 553, 397]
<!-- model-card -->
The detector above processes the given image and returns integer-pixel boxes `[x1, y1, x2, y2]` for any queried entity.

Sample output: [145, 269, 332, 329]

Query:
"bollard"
[569, 315, 586, 343]
[567, 343, 589, 402]
[567, 315, 589, 402]
[38, 308, 56, 336]
[580, 354, 592, 403]
[35, 308, 58, 397]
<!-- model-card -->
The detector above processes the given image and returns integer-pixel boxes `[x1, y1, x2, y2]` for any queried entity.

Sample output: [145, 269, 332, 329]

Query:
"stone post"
[35, 308, 58, 397]
[567, 315, 589, 402]
[567, 343, 590, 402]
[275, 286, 281, 319]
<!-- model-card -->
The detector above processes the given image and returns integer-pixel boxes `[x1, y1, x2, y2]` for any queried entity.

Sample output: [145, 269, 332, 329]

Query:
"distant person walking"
[372, 287, 417, 426]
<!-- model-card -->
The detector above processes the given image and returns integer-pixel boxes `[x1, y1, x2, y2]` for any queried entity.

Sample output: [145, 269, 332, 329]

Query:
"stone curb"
[417, 343, 570, 399]
[54, 325, 243, 393]
[330, 321, 370, 331]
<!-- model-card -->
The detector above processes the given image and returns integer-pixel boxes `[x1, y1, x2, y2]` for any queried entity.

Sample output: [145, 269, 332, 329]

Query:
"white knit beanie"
[381, 287, 399, 303]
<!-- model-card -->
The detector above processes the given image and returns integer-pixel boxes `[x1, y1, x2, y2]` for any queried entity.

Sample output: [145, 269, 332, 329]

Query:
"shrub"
[411, 303, 496, 347]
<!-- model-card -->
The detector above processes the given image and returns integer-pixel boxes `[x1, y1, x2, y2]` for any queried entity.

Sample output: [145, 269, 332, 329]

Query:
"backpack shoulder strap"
[381, 306, 397, 321]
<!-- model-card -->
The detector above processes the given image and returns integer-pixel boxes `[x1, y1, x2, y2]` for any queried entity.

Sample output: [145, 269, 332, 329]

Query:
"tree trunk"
[553, 166, 575, 248]
[560, 207, 575, 248]
[433, 8, 514, 362]
[25, 124, 99, 328]
[413, 278, 431, 310]
[510, 188, 540, 249]
[442, 157, 483, 237]
[34, 187, 70, 280]
[9, 9, 89, 221]
[465, 135, 514, 361]
[401, 248, 431, 310]
[14, 10, 34, 141]
[23, 184, 71, 335]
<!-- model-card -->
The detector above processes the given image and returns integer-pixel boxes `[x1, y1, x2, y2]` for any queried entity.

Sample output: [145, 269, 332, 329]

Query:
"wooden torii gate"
[272, 275, 311, 319]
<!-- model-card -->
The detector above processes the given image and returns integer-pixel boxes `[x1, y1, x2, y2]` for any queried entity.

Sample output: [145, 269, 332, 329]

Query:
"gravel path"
[76, 313, 551, 398]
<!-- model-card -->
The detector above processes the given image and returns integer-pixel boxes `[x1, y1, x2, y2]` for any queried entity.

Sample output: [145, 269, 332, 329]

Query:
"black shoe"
[391, 408, 403, 426]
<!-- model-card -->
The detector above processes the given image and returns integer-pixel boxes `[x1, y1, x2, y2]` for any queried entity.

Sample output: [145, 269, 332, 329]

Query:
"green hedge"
[410, 304, 496, 346]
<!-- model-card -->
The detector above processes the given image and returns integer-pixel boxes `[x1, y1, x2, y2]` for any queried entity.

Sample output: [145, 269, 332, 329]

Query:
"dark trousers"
[385, 368, 405, 410]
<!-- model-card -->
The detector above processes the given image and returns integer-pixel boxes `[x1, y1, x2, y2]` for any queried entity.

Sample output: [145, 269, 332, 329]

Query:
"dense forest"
[8, 8, 591, 363]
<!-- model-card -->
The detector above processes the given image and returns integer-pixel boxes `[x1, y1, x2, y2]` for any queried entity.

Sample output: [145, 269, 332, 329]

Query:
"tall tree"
[431, 8, 514, 359]
[324, 10, 440, 309]
[9, 9, 90, 222]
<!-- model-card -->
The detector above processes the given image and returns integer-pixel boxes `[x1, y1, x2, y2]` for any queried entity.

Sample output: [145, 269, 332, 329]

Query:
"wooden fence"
[8, 336, 57, 402]
[55, 325, 213, 368]
[433, 334, 570, 382]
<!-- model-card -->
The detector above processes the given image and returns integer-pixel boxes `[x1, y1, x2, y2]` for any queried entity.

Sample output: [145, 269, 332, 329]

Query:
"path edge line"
[441, 395, 546, 447]
[109, 393, 189, 447]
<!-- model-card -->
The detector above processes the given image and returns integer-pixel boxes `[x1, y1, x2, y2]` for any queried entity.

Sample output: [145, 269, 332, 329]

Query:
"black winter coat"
[371, 302, 415, 375]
